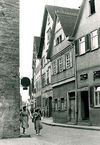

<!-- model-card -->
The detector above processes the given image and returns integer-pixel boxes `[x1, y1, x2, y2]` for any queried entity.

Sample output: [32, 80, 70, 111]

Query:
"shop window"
[90, 30, 98, 50]
[79, 37, 85, 55]
[94, 86, 100, 107]
[89, 0, 95, 15]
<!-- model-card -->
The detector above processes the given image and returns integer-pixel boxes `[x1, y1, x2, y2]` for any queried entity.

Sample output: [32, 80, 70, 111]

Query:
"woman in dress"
[20, 106, 29, 134]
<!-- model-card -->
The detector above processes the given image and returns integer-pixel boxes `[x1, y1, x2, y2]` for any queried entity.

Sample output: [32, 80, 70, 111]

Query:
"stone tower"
[0, 0, 20, 138]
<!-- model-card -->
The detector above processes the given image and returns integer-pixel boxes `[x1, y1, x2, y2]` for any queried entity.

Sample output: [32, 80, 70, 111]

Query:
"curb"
[42, 121, 100, 131]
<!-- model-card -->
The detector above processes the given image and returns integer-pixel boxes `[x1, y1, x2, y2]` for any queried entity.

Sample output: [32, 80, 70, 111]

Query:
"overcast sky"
[20, 0, 82, 101]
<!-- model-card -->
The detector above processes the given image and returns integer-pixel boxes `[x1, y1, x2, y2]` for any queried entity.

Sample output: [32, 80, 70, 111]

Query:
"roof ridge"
[45, 4, 79, 10]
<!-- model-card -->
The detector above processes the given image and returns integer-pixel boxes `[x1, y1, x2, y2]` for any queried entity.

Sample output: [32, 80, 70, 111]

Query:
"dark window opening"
[89, 0, 95, 15]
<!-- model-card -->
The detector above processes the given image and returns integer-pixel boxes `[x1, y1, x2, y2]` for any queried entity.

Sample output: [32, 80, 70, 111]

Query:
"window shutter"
[74, 40, 79, 55]
[98, 28, 100, 47]
[85, 34, 91, 52]
[89, 86, 94, 107]
[63, 54, 66, 70]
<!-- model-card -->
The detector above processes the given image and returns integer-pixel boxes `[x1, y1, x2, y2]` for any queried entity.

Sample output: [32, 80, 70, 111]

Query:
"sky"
[20, 0, 82, 101]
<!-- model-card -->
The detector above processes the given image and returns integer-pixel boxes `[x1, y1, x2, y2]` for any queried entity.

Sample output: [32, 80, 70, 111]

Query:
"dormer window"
[89, 0, 95, 15]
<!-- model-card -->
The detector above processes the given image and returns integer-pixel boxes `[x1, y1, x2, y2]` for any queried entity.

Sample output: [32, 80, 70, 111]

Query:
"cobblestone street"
[0, 119, 100, 145]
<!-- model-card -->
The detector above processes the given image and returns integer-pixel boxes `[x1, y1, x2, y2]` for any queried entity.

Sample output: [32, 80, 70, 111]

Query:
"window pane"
[91, 30, 98, 50]
[92, 36, 98, 49]
[79, 37, 85, 55]
[65, 52, 72, 69]
[80, 42, 85, 54]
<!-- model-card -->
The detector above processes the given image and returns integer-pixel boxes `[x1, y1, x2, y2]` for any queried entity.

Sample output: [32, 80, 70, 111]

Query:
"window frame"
[79, 36, 86, 55]
[90, 29, 98, 50]
[65, 51, 72, 69]
[56, 34, 62, 45]
[58, 56, 63, 72]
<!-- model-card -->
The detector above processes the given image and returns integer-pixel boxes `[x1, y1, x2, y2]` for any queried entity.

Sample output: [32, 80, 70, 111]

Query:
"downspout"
[73, 42, 78, 125]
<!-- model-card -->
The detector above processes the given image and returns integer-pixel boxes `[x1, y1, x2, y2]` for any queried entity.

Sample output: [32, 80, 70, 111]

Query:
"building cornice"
[52, 77, 75, 87]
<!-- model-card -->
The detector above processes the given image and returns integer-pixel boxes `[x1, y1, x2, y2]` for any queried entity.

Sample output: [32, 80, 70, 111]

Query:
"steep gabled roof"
[57, 11, 79, 37]
[37, 5, 79, 58]
[47, 8, 79, 59]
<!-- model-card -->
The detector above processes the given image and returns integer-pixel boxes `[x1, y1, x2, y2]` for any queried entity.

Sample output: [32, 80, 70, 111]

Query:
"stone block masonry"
[0, 0, 20, 138]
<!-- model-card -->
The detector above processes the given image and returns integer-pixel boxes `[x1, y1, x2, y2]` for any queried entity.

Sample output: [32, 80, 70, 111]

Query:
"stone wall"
[0, 0, 20, 138]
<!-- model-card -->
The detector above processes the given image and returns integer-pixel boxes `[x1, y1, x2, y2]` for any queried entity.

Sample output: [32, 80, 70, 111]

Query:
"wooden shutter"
[85, 34, 91, 52]
[74, 40, 79, 55]
[98, 28, 100, 47]
[89, 86, 94, 107]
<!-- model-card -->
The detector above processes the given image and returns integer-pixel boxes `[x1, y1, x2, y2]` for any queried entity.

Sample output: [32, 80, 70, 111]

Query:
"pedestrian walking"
[20, 106, 29, 134]
[32, 108, 43, 135]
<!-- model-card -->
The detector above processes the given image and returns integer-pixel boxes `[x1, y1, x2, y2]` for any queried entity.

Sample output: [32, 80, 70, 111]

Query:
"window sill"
[88, 12, 96, 17]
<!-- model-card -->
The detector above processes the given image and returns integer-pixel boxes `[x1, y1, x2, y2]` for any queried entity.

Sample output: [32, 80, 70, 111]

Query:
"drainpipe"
[73, 43, 78, 125]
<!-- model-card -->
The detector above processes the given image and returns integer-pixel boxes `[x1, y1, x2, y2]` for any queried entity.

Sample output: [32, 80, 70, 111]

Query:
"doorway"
[69, 92, 75, 122]
[81, 91, 89, 120]
[48, 96, 52, 117]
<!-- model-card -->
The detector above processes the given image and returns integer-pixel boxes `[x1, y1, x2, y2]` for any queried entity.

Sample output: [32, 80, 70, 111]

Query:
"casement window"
[58, 57, 63, 72]
[89, 0, 95, 15]
[65, 51, 72, 69]
[79, 37, 85, 55]
[90, 30, 98, 50]
[61, 98, 64, 110]
[94, 86, 100, 107]
[56, 35, 62, 45]
[54, 99, 58, 111]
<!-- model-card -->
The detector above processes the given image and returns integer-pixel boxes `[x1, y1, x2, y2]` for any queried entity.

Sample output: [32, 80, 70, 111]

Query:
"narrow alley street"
[0, 119, 100, 145]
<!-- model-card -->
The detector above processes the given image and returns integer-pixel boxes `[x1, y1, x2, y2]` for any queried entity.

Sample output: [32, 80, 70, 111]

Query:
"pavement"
[0, 117, 100, 145]
[41, 117, 100, 131]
